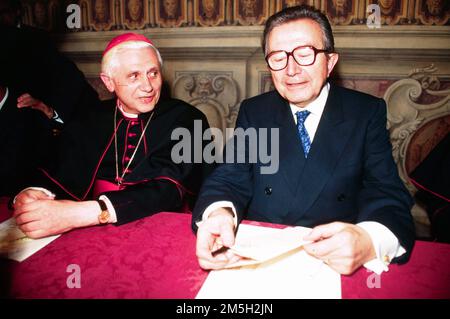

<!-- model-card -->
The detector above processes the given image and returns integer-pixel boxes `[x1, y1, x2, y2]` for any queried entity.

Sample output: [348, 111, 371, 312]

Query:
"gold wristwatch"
[97, 199, 110, 224]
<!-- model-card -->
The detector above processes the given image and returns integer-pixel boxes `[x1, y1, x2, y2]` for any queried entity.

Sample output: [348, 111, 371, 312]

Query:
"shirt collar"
[0, 87, 9, 112]
[117, 100, 138, 119]
[290, 82, 330, 117]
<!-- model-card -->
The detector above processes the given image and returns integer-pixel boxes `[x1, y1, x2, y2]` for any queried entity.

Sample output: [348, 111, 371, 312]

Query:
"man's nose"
[286, 55, 302, 77]
[139, 76, 153, 92]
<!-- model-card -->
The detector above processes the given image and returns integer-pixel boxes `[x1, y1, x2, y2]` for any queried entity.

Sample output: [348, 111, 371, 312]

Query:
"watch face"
[98, 210, 110, 224]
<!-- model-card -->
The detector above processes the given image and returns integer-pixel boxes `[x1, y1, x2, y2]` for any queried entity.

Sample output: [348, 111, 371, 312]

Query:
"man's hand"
[17, 93, 54, 119]
[303, 222, 376, 275]
[196, 208, 241, 270]
[14, 189, 55, 207]
[13, 197, 100, 239]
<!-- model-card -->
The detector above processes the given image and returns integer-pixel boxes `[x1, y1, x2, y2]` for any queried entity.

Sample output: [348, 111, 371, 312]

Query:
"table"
[1, 197, 449, 299]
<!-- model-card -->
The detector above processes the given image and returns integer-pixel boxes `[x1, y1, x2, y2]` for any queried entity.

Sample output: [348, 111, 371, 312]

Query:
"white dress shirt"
[0, 87, 9, 112]
[202, 82, 406, 274]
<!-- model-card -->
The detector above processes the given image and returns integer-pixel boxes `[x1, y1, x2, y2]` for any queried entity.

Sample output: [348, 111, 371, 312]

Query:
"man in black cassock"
[13, 33, 213, 238]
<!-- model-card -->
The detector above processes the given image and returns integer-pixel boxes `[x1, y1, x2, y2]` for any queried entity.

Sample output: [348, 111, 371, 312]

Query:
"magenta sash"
[93, 179, 191, 214]
[93, 179, 124, 198]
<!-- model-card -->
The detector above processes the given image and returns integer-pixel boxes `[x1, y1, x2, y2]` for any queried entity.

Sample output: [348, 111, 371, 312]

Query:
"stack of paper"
[196, 224, 341, 299]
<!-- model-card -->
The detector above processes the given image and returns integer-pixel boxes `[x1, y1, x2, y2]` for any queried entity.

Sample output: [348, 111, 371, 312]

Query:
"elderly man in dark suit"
[193, 5, 414, 275]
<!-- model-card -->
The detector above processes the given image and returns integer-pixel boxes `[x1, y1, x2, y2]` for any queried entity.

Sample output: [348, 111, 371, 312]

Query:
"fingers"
[218, 219, 235, 248]
[14, 190, 54, 210]
[303, 221, 346, 241]
[196, 230, 235, 270]
[17, 93, 53, 118]
[17, 93, 37, 108]
[14, 200, 45, 217]
[303, 223, 349, 259]
[17, 219, 51, 239]
[303, 224, 373, 275]
[15, 209, 42, 225]
[196, 213, 237, 270]
[23, 228, 47, 239]
[303, 236, 340, 259]
[18, 220, 42, 233]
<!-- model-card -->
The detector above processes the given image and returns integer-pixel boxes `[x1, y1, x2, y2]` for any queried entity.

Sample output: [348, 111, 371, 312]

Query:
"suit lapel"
[288, 85, 354, 220]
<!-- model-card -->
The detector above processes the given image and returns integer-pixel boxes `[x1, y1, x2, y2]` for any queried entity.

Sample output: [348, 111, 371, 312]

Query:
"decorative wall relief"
[121, 0, 149, 29]
[156, 0, 188, 27]
[32, 0, 50, 29]
[17, 0, 450, 31]
[194, 0, 225, 26]
[415, 0, 449, 25]
[323, 0, 358, 25]
[78, 0, 116, 31]
[173, 72, 240, 148]
[281, 0, 312, 10]
[234, 0, 269, 25]
[385, 64, 450, 194]
[367, 0, 409, 25]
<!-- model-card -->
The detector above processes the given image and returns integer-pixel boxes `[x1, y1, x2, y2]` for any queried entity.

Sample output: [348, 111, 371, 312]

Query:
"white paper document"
[0, 217, 60, 262]
[196, 224, 341, 299]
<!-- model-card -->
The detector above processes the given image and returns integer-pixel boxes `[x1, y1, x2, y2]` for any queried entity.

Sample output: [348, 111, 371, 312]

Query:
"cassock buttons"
[264, 187, 272, 195]
[337, 194, 346, 201]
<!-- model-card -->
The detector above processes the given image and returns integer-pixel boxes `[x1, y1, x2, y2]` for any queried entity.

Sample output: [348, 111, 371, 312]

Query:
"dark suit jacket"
[0, 88, 57, 196]
[0, 26, 99, 123]
[192, 84, 415, 263]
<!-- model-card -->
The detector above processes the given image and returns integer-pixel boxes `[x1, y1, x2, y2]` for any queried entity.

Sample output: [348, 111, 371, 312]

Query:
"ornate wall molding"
[19, 0, 450, 31]
[386, 64, 450, 192]
[385, 65, 450, 236]
[173, 71, 240, 143]
[55, 26, 450, 62]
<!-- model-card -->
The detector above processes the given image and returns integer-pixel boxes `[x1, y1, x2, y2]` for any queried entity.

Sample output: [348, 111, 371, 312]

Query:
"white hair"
[101, 41, 163, 77]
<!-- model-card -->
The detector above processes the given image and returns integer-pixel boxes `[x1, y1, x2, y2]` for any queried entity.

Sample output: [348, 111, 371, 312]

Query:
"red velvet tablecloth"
[1, 197, 449, 299]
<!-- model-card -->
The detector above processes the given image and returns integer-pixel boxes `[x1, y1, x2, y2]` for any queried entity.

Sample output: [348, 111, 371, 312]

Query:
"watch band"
[96, 199, 110, 224]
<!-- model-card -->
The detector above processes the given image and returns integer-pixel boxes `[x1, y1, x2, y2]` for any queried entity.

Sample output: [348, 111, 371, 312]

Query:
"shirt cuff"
[13, 187, 55, 204]
[197, 201, 238, 228]
[98, 195, 117, 223]
[51, 109, 64, 124]
[358, 221, 407, 275]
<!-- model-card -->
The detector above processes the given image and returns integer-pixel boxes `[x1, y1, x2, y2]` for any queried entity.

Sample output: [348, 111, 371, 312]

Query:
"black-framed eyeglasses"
[265, 45, 330, 71]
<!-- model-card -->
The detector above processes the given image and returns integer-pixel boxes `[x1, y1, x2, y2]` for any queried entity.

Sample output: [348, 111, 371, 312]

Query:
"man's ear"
[100, 73, 115, 93]
[326, 53, 339, 77]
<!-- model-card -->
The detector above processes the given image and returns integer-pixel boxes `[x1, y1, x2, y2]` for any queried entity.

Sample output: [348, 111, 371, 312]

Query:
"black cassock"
[33, 98, 214, 225]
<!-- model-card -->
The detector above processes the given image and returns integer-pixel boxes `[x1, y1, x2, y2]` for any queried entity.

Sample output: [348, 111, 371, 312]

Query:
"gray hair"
[101, 41, 163, 77]
[262, 5, 335, 56]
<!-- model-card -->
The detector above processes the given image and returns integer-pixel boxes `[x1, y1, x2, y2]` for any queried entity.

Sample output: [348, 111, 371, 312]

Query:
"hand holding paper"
[196, 208, 241, 269]
[196, 224, 341, 299]
[225, 226, 312, 268]
[196, 208, 313, 270]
